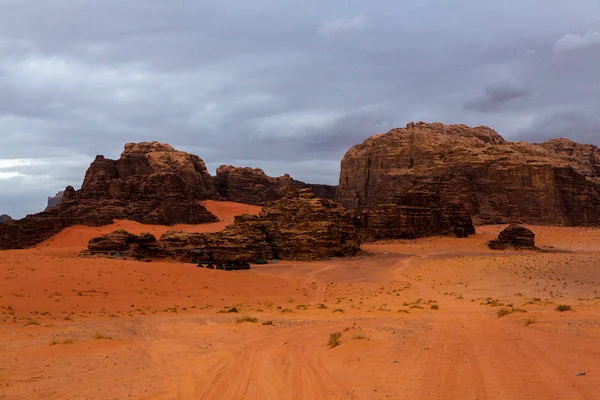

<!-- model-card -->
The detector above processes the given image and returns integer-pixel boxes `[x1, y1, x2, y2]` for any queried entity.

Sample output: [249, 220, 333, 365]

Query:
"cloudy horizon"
[1, 1, 599, 218]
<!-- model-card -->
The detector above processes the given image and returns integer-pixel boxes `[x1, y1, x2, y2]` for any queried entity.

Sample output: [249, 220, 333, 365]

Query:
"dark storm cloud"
[515, 109, 600, 144]
[1, 0, 600, 217]
[464, 82, 530, 112]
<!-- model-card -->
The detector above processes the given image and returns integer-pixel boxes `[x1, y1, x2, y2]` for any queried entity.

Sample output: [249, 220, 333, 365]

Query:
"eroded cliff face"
[213, 165, 337, 205]
[0, 142, 219, 249]
[158, 189, 361, 261]
[357, 191, 475, 241]
[81, 141, 218, 201]
[337, 122, 600, 226]
[46, 191, 64, 210]
[0, 142, 340, 250]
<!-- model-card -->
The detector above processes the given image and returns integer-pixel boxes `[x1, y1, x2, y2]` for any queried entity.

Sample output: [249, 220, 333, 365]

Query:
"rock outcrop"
[213, 165, 336, 205]
[213, 166, 291, 205]
[86, 230, 167, 259]
[0, 142, 219, 249]
[358, 191, 475, 240]
[488, 225, 536, 250]
[46, 191, 64, 210]
[337, 122, 600, 226]
[154, 189, 360, 261]
[0, 215, 12, 224]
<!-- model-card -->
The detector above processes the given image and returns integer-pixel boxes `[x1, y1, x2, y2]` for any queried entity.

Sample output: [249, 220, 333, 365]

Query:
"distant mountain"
[0, 215, 12, 224]
[45, 191, 64, 210]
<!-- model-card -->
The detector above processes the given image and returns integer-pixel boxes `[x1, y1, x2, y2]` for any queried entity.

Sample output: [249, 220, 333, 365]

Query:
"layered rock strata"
[46, 191, 64, 210]
[88, 189, 361, 262]
[214, 165, 336, 205]
[357, 191, 475, 241]
[0, 142, 218, 249]
[86, 229, 167, 259]
[337, 122, 600, 226]
[488, 225, 536, 250]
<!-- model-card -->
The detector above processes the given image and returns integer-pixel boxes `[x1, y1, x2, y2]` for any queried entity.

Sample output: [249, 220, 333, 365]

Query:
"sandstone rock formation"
[214, 165, 336, 205]
[0, 142, 219, 249]
[160, 215, 275, 262]
[0, 215, 12, 224]
[153, 189, 360, 262]
[86, 229, 167, 259]
[357, 191, 475, 240]
[488, 225, 536, 250]
[337, 122, 600, 226]
[46, 191, 64, 210]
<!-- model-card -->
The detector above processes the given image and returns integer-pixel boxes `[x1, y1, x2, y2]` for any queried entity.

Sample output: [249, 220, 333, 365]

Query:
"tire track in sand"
[199, 323, 357, 400]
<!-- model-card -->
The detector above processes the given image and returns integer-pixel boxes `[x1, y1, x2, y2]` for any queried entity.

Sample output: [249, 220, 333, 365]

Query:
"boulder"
[87, 230, 167, 259]
[488, 225, 536, 250]
[337, 122, 600, 226]
[0, 215, 12, 224]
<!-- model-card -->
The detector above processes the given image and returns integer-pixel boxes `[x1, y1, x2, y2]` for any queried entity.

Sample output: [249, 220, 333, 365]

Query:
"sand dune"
[2, 210, 600, 399]
[36, 200, 261, 253]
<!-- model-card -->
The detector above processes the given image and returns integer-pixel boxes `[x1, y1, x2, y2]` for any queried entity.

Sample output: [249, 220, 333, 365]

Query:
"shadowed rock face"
[81, 142, 219, 202]
[337, 122, 600, 226]
[0, 215, 12, 224]
[214, 165, 337, 205]
[121, 189, 361, 262]
[488, 225, 536, 250]
[0, 142, 219, 250]
[357, 191, 475, 241]
[86, 229, 167, 259]
[46, 191, 64, 210]
[0, 141, 340, 250]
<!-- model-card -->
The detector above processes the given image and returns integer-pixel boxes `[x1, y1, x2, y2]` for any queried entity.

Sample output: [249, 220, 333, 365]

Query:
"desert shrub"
[555, 304, 572, 312]
[328, 332, 342, 348]
[430, 304, 440, 310]
[236, 315, 258, 323]
[497, 308, 513, 317]
[93, 332, 113, 340]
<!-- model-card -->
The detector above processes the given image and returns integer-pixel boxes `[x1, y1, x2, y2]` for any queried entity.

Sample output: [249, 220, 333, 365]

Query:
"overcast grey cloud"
[464, 81, 530, 112]
[1, 0, 599, 218]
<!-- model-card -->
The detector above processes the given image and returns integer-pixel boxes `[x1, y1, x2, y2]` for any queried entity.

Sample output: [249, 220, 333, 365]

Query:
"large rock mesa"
[337, 122, 600, 226]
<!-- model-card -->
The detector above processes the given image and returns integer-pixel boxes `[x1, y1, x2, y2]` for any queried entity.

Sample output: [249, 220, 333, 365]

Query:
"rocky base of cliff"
[85, 189, 361, 262]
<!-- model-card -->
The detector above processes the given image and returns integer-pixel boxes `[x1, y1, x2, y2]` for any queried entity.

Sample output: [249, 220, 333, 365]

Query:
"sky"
[1, 0, 599, 218]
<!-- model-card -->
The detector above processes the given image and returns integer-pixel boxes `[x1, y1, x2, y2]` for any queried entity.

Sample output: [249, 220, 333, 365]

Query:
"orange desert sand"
[1, 201, 600, 399]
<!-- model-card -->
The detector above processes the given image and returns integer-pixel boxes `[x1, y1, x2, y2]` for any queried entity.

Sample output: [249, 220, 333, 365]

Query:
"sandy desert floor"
[1, 202, 600, 399]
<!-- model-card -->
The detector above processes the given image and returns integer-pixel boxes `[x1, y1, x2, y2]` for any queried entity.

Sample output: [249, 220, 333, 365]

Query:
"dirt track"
[1, 209, 600, 399]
